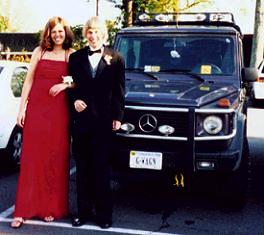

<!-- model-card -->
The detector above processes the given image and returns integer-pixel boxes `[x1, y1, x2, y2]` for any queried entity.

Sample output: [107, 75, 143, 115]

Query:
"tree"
[0, 1, 12, 32]
[250, 0, 264, 67]
[0, 15, 9, 32]
[106, 20, 120, 46]
[0, 0, 30, 32]
[71, 25, 86, 50]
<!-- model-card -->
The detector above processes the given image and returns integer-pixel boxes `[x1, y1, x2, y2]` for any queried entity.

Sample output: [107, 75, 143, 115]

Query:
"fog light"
[120, 123, 135, 133]
[197, 161, 215, 170]
[158, 125, 175, 136]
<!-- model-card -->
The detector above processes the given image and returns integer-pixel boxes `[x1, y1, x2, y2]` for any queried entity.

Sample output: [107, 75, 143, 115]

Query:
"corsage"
[104, 54, 113, 65]
[62, 75, 73, 86]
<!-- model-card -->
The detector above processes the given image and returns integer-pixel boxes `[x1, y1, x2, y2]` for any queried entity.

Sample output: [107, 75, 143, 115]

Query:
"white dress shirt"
[88, 47, 104, 78]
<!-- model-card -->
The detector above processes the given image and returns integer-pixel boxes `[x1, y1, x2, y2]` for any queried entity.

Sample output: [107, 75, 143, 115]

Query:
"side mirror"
[242, 67, 258, 82]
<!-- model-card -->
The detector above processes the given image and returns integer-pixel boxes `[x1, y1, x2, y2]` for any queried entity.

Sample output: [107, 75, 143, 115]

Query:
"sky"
[2, 0, 256, 33]
[4, 0, 121, 32]
[204, 0, 256, 34]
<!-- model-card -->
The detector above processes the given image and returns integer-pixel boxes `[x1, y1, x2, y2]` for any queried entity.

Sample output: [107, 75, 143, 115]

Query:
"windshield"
[116, 35, 235, 76]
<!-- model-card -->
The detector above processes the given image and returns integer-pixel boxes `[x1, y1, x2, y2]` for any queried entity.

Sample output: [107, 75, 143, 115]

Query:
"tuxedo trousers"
[72, 123, 113, 221]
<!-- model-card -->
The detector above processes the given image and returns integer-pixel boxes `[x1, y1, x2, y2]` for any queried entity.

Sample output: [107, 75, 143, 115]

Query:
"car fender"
[228, 111, 247, 171]
[0, 115, 18, 149]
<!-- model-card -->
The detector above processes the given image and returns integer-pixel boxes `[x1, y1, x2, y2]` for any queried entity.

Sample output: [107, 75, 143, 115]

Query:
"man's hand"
[112, 120, 121, 131]
[74, 100, 87, 112]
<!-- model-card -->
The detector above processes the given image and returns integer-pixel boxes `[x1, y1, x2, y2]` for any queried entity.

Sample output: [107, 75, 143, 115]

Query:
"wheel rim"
[12, 132, 22, 164]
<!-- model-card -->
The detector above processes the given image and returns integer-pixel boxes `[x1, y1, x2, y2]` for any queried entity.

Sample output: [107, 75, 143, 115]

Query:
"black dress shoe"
[96, 219, 112, 229]
[72, 217, 86, 227]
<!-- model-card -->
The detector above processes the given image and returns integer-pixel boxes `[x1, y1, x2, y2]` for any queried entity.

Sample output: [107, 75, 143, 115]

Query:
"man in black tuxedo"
[68, 16, 125, 229]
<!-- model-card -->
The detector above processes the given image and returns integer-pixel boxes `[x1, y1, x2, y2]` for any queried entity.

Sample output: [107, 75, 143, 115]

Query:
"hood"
[125, 78, 238, 107]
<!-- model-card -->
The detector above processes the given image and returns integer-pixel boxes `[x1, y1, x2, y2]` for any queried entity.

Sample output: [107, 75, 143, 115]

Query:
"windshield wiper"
[125, 68, 159, 80]
[160, 69, 204, 82]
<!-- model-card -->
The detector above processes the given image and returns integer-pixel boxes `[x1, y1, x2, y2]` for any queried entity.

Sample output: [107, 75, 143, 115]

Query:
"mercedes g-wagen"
[113, 12, 258, 208]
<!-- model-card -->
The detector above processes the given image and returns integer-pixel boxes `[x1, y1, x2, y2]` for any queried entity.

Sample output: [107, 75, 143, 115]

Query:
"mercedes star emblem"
[139, 114, 158, 133]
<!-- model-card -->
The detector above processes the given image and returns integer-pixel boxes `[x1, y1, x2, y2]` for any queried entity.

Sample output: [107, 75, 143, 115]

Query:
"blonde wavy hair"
[82, 16, 108, 43]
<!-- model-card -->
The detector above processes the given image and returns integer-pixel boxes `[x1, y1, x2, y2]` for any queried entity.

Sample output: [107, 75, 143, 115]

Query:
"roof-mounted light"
[155, 14, 173, 22]
[136, 12, 236, 27]
[209, 13, 234, 23]
[177, 13, 206, 22]
[138, 13, 151, 22]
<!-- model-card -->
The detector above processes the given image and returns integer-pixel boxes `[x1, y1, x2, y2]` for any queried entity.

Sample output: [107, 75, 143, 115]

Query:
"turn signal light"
[258, 76, 264, 82]
[217, 98, 231, 108]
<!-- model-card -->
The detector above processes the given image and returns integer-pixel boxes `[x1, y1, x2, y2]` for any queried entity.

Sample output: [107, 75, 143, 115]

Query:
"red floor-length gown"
[14, 57, 70, 219]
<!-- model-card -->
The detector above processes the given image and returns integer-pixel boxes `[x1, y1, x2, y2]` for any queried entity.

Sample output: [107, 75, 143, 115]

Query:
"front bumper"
[112, 136, 240, 173]
[113, 105, 244, 175]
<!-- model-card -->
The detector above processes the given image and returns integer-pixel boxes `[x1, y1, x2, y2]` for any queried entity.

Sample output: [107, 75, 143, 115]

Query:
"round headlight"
[203, 115, 223, 135]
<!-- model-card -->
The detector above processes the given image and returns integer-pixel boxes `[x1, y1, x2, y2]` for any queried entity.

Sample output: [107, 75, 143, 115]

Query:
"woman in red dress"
[11, 16, 75, 228]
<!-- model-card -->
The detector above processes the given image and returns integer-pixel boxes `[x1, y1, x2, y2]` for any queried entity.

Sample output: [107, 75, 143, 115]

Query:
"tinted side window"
[119, 38, 141, 69]
[10, 67, 28, 97]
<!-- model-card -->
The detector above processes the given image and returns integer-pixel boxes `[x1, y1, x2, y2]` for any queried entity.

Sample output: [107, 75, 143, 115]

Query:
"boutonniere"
[62, 75, 73, 86]
[104, 54, 113, 65]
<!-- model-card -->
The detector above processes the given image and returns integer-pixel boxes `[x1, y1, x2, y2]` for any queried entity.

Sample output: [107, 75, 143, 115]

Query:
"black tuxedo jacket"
[68, 46, 125, 133]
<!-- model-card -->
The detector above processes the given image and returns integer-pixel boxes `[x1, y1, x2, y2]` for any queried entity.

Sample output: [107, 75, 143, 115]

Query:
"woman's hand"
[17, 111, 26, 128]
[74, 100, 87, 112]
[49, 83, 68, 96]
[112, 120, 121, 131]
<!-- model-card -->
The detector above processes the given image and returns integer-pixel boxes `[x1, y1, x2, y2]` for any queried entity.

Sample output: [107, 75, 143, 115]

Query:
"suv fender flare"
[228, 111, 247, 171]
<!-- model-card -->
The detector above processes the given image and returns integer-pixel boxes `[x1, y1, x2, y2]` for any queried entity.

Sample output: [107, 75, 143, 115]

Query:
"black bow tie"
[88, 48, 102, 56]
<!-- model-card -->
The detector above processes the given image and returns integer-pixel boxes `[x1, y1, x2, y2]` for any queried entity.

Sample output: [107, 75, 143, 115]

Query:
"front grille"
[123, 109, 189, 138]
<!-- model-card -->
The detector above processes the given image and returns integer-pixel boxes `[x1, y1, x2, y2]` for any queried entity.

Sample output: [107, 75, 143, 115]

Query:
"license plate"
[129, 151, 162, 170]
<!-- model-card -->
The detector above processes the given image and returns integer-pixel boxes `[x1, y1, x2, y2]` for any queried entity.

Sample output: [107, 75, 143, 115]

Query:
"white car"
[252, 59, 264, 100]
[0, 60, 28, 167]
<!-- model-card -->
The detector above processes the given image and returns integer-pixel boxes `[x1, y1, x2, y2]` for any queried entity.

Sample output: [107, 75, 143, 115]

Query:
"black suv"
[113, 13, 257, 207]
